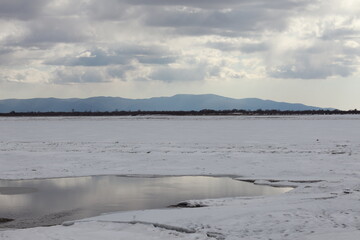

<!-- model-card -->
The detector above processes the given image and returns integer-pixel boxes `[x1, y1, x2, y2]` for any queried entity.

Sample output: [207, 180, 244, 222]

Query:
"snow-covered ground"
[1, 115, 360, 239]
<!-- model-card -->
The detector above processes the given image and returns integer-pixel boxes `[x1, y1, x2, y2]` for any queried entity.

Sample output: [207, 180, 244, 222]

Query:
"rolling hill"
[0, 94, 327, 113]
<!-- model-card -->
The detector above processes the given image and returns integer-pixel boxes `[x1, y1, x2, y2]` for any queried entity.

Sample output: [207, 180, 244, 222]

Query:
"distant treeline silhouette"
[0, 109, 359, 117]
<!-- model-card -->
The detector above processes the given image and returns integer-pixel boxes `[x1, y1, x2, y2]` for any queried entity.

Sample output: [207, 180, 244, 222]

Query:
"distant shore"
[0, 109, 359, 117]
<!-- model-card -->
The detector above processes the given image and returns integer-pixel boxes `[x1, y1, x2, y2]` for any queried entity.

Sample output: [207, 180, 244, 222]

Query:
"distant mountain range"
[0, 94, 329, 113]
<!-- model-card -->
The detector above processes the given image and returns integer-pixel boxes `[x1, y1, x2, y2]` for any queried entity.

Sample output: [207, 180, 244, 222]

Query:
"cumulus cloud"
[0, 67, 49, 83]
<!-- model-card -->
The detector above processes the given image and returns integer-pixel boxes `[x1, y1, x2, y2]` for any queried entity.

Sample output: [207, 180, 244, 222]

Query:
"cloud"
[0, 67, 49, 83]
[70, 0, 316, 37]
[46, 49, 129, 66]
[207, 41, 269, 53]
[0, 0, 48, 20]
[0, 0, 360, 87]
[5, 17, 91, 48]
[0, 47, 15, 65]
[149, 66, 207, 82]
[85, 0, 133, 21]
[268, 42, 358, 79]
[270, 62, 353, 79]
[143, 7, 286, 37]
[321, 28, 359, 41]
[45, 46, 177, 66]
[240, 42, 268, 53]
[106, 65, 136, 79]
[125, 0, 313, 10]
[206, 41, 240, 52]
[51, 64, 139, 84]
[51, 67, 110, 84]
[136, 0, 316, 37]
[0, 46, 46, 66]
[147, 60, 232, 82]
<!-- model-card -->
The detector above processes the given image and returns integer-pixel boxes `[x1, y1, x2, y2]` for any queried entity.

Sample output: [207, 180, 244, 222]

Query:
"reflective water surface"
[0, 176, 292, 228]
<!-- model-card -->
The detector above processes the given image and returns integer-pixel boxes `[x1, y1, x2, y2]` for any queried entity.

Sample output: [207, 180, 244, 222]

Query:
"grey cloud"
[268, 44, 357, 79]
[142, 5, 293, 37]
[207, 41, 268, 53]
[137, 56, 177, 65]
[342, 46, 360, 56]
[0, 0, 316, 47]
[125, 0, 241, 8]
[206, 41, 240, 52]
[51, 64, 138, 84]
[106, 65, 135, 79]
[77, 0, 315, 37]
[45, 46, 176, 66]
[52, 68, 110, 84]
[0, 47, 15, 65]
[0, 47, 35, 66]
[150, 66, 206, 82]
[270, 63, 353, 79]
[85, 0, 131, 20]
[148, 62, 222, 82]
[0, 0, 48, 20]
[240, 42, 268, 53]
[172, 27, 245, 38]
[0, 47, 13, 55]
[46, 49, 130, 66]
[1, 0, 359, 84]
[125, 0, 313, 10]
[11, 17, 90, 47]
[321, 28, 359, 41]
[0, 1, 91, 49]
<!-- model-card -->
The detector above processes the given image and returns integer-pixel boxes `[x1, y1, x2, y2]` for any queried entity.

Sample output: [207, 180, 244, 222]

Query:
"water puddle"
[0, 176, 292, 228]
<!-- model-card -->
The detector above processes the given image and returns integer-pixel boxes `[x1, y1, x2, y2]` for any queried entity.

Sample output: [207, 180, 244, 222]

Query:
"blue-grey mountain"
[0, 94, 328, 113]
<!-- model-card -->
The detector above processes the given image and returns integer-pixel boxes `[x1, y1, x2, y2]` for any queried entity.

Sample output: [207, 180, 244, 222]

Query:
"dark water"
[0, 176, 291, 228]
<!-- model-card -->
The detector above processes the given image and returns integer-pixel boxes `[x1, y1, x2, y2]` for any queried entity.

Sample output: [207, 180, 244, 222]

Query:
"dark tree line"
[0, 109, 358, 117]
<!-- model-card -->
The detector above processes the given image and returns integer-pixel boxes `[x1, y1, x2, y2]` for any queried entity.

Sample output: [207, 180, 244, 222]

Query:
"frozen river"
[1, 115, 360, 239]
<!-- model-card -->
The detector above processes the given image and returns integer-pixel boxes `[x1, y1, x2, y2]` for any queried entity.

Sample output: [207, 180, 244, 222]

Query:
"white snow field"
[1, 115, 360, 239]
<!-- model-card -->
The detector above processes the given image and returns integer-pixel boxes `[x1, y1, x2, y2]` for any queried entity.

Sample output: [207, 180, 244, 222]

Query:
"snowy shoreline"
[1, 116, 360, 239]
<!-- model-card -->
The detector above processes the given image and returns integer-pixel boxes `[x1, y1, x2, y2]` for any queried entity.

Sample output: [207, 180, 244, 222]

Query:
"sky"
[0, 0, 359, 109]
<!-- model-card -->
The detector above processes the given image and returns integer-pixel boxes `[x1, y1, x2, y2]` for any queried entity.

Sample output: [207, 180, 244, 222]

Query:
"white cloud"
[0, 67, 50, 83]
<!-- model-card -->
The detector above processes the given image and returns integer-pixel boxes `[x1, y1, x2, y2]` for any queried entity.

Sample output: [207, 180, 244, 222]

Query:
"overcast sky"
[0, 0, 359, 109]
